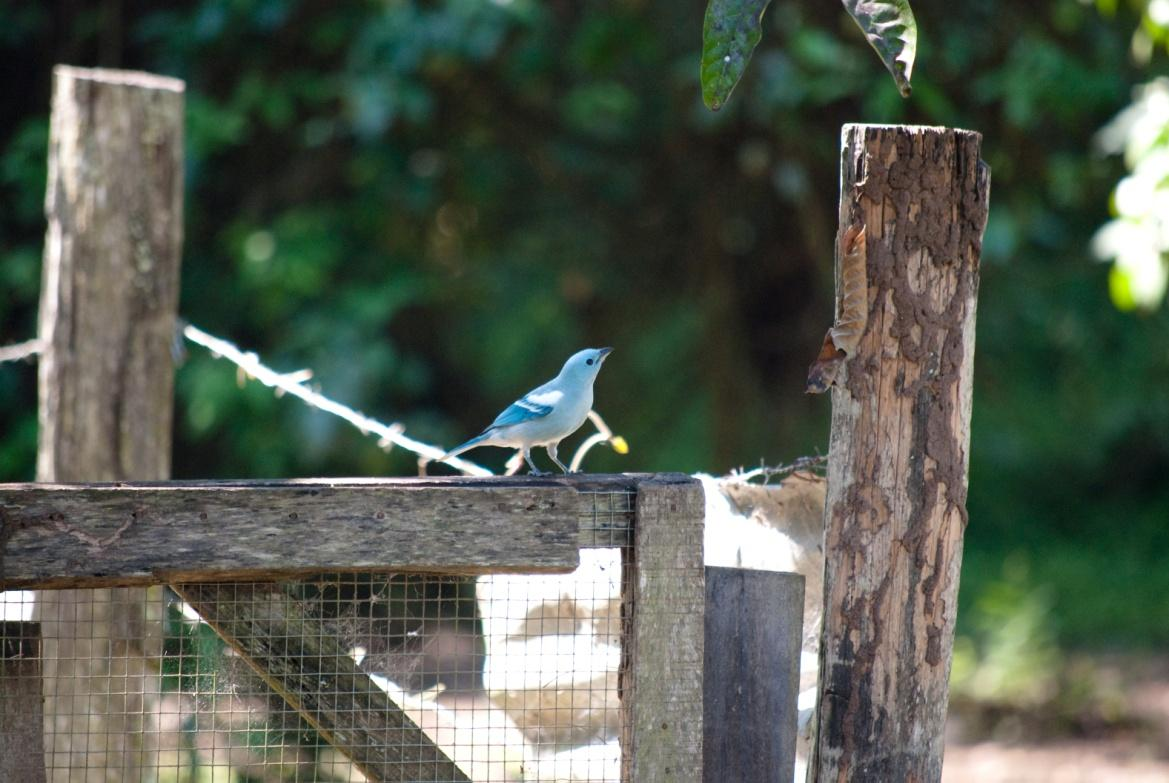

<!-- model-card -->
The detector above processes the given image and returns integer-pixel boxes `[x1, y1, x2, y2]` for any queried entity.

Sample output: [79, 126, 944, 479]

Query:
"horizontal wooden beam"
[0, 476, 656, 588]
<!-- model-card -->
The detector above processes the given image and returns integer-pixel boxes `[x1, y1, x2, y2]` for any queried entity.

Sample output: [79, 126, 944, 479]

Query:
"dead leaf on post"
[806, 224, 868, 393]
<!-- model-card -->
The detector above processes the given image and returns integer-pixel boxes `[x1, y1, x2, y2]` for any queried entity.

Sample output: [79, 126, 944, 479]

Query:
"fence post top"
[53, 65, 185, 93]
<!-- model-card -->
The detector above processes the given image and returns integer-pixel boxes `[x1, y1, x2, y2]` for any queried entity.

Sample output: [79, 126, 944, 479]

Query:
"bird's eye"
[586, 358, 595, 366]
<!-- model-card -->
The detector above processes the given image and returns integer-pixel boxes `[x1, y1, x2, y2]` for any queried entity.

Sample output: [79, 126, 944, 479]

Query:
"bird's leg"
[546, 443, 571, 474]
[523, 447, 549, 476]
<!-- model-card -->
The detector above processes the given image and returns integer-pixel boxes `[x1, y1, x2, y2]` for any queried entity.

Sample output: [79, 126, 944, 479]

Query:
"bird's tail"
[442, 432, 488, 462]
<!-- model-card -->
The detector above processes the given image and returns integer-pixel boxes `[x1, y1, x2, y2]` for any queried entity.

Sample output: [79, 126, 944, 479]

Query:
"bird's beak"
[598, 347, 613, 361]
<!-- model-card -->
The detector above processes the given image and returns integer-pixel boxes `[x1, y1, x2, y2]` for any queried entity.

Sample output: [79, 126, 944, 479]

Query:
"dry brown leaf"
[830, 224, 868, 355]
[806, 223, 868, 394]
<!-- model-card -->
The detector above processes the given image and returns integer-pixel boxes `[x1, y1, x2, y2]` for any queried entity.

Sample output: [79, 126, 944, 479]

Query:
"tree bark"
[811, 125, 990, 782]
[33, 65, 184, 781]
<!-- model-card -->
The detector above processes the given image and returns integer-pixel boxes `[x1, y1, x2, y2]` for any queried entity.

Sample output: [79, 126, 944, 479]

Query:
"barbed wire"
[0, 338, 43, 364]
[182, 323, 627, 477]
[728, 453, 828, 484]
[182, 323, 491, 476]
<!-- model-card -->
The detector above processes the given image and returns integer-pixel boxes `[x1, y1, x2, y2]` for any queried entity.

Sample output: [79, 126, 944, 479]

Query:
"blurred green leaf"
[842, 0, 917, 97]
[700, 0, 773, 110]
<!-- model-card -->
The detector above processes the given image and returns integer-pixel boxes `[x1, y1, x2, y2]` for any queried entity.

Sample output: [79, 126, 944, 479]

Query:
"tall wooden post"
[34, 66, 184, 780]
[811, 125, 989, 781]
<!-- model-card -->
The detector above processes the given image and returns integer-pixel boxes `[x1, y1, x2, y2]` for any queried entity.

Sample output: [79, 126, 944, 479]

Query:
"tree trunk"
[811, 125, 990, 782]
[33, 65, 184, 781]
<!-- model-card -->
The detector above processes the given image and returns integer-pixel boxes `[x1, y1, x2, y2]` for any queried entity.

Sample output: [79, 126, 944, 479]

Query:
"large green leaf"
[843, 0, 917, 97]
[700, 0, 773, 111]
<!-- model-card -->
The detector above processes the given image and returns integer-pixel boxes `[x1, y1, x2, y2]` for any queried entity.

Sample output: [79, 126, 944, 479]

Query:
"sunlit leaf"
[700, 0, 773, 111]
[842, 0, 917, 98]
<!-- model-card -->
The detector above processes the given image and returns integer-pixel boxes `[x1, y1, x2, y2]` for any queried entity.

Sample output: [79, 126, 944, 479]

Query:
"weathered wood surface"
[32, 65, 185, 782]
[37, 65, 185, 484]
[0, 622, 46, 783]
[0, 480, 593, 588]
[621, 475, 705, 782]
[703, 567, 803, 783]
[173, 583, 469, 783]
[812, 125, 989, 782]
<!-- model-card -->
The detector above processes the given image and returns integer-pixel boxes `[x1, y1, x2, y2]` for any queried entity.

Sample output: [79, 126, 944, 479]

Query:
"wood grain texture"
[173, 583, 469, 783]
[37, 65, 184, 485]
[0, 622, 46, 783]
[811, 125, 989, 782]
[621, 476, 705, 782]
[32, 65, 185, 782]
[0, 481, 587, 588]
[703, 568, 803, 783]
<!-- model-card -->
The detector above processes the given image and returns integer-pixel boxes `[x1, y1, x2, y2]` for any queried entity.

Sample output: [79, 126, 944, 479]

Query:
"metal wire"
[0, 490, 635, 782]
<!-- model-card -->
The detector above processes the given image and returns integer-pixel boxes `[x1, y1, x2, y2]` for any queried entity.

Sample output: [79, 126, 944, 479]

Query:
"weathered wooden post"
[703, 568, 803, 782]
[33, 65, 184, 780]
[0, 621, 45, 782]
[810, 125, 989, 781]
[621, 475, 705, 782]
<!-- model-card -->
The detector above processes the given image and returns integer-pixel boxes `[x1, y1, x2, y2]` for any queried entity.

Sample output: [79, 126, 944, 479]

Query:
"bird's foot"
[528, 468, 551, 477]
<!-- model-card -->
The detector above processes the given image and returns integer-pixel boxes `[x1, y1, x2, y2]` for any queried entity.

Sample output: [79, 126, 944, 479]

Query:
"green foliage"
[700, 0, 915, 110]
[161, 597, 225, 695]
[700, 0, 773, 110]
[952, 553, 1063, 707]
[841, 0, 917, 97]
[951, 552, 1137, 741]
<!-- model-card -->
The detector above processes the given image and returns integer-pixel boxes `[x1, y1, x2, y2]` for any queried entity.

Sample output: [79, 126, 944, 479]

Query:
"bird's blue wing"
[489, 395, 555, 429]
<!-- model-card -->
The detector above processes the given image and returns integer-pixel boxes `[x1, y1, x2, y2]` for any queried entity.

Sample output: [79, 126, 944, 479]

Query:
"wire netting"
[0, 490, 635, 782]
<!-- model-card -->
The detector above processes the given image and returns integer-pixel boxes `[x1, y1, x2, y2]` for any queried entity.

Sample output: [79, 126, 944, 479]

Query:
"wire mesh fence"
[0, 490, 637, 782]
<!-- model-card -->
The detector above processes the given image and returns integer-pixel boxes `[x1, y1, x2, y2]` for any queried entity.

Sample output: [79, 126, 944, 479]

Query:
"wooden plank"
[0, 622, 46, 783]
[172, 583, 470, 783]
[621, 475, 704, 782]
[33, 65, 185, 781]
[703, 567, 803, 783]
[812, 125, 989, 781]
[0, 480, 585, 588]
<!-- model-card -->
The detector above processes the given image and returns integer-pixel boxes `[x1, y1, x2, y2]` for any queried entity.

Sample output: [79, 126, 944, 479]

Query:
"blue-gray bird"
[443, 347, 613, 475]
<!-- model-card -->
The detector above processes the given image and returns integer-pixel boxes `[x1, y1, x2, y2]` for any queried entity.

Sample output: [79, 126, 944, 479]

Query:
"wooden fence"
[0, 63, 987, 782]
[1, 473, 714, 782]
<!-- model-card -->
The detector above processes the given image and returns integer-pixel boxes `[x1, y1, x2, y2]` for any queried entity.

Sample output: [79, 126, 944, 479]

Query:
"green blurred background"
[1, 0, 1167, 695]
